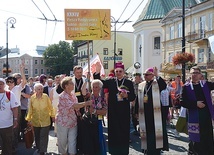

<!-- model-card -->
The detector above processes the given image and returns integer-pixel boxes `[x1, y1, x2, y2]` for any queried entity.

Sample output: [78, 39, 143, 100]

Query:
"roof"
[0, 49, 44, 59]
[134, 0, 197, 25]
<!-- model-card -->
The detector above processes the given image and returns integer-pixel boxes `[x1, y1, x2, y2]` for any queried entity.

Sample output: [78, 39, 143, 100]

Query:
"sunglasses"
[190, 72, 200, 75]
[6, 80, 14, 83]
[115, 70, 123, 73]
[143, 74, 152, 76]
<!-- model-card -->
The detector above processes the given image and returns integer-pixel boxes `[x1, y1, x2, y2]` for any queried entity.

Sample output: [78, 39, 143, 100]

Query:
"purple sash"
[186, 81, 214, 142]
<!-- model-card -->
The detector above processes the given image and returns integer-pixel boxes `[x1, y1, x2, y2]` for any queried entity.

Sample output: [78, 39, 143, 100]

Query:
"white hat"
[0, 78, 6, 84]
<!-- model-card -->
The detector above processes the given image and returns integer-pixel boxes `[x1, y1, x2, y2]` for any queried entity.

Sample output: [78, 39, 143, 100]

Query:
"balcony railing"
[186, 29, 206, 42]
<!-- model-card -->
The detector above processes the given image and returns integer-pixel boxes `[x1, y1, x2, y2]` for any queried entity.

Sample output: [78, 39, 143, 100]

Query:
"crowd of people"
[0, 61, 213, 155]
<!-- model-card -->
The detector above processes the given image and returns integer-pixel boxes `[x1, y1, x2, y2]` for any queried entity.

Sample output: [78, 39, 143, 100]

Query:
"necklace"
[75, 78, 82, 91]
[116, 78, 125, 89]
[145, 81, 153, 95]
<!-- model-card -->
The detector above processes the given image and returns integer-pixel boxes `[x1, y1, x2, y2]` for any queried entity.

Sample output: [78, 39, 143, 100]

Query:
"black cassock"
[94, 74, 136, 155]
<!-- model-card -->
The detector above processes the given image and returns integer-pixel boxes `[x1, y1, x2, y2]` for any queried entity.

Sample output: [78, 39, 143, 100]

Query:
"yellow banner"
[64, 9, 111, 40]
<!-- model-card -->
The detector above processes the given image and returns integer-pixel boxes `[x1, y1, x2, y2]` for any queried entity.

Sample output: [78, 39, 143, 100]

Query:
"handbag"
[24, 125, 34, 149]
[82, 112, 98, 125]
[175, 117, 188, 134]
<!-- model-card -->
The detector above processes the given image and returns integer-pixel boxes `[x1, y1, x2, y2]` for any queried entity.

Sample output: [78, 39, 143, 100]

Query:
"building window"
[118, 48, 123, 55]
[169, 26, 174, 39]
[41, 60, 44, 64]
[192, 18, 197, 33]
[35, 69, 38, 74]
[103, 61, 108, 69]
[192, 49, 195, 56]
[103, 48, 108, 55]
[35, 60, 38, 64]
[46, 69, 50, 74]
[168, 52, 174, 62]
[90, 48, 93, 55]
[177, 23, 182, 38]
[199, 16, 206, 38]
[41, 69, 44, 74]
[208, 13, 213, 31]
[198, 48, 204, 63]
[25, 69, 28, 74]
[154, 37, 160, 49]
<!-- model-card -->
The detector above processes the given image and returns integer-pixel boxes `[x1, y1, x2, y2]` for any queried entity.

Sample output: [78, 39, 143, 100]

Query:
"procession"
[0, 0, 214, 155]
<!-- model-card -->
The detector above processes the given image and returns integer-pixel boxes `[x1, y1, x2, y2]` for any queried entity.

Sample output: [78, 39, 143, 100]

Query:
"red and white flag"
[82, 54, 105, 79]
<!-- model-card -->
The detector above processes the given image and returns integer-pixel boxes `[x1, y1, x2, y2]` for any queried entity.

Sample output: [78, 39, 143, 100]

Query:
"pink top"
[56, 91, 78, 128]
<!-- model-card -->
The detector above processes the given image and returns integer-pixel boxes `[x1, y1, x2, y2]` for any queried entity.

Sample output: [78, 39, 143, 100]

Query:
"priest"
[94, 62, 136, 155]
[138, 67, 169, 155]
[180, 66, 214, 155]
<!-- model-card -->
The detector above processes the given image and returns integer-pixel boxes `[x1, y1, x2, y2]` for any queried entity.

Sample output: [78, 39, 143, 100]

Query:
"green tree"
[43, 41, 73, 76]
[72, 40, 85, 54]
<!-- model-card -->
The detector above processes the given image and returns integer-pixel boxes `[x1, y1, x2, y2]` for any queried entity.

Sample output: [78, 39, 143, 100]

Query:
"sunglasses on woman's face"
[6, 80, 14, 83]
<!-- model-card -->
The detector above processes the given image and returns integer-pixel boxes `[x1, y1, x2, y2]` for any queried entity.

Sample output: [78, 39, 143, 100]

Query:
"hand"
[85, 100, 92, 106]
[153, 67, 158, 77]
[13, 120, 18, 128]
[20, 61, 25, 70]
[27, 121, 32, 126]
[197, 101, 205, 108]
[95, 62, 101, 73]
[51, 117, 55, 123]
[120, 92, 128, 98]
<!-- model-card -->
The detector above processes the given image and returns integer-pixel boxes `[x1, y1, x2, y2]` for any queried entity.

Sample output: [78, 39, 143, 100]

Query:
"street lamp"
[6, 17, 16, 77]
[111, 16, 117, 68]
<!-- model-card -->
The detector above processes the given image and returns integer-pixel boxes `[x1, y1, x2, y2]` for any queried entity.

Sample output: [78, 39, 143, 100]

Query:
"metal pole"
[6, 21, 9, 77]
[111, 16, 117, 68]
[6, 17, 16, 77]
[114, 22, 116, 68]
[182, 0, 186, 83]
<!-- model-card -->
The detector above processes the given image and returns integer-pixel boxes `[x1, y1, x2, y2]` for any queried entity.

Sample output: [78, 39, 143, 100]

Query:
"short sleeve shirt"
[0, 91, 19, 128]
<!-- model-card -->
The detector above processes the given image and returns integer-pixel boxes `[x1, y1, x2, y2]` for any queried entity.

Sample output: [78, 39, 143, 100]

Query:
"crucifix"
[139, 45, 142, 57]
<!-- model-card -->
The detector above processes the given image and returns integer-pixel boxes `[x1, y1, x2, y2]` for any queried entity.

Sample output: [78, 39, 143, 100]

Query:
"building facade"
[160, 0, 214, 79]
[77, 31, 134, 75]
[0, 46, 49, 78]
[133, 0, 198, 75]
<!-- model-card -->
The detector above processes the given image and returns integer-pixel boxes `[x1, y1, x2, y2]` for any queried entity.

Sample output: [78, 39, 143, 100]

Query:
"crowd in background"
[0, 62, 213, 155]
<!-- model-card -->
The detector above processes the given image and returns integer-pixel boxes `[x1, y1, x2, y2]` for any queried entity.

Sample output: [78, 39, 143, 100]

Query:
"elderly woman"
[56, 76, 91, 155]
[81, 79, 107, 155]
[26, 83, 55, 155]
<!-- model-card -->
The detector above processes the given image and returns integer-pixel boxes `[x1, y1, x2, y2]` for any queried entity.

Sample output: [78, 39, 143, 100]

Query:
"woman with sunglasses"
[5, 63, 27, 152]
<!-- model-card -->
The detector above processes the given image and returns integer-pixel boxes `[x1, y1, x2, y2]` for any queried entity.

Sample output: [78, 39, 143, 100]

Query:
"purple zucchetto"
[143, 68, 154, 75]
[115, 62, 124, 70]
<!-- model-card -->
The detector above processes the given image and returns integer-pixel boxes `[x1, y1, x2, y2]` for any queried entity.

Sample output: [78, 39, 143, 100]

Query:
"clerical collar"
[75, 77, 81, 81]
[117, 77, 124, 81]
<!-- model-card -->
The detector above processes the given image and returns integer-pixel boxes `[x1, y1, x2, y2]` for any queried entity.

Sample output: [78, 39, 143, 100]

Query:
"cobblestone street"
[13, 117, 190, 155]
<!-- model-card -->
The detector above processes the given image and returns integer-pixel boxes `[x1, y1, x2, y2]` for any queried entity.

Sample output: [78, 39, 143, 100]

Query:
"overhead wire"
[31, 0, 48, 46]
[43, 0, 58, 43]
[117, 0, 145, 31]
[93, 0, 141, 51]
[116, 0, 132, 22]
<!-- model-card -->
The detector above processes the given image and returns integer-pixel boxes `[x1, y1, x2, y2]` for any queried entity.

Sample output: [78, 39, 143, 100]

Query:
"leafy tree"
[43, 41, 73, 76]
[72, 40, 86, 54]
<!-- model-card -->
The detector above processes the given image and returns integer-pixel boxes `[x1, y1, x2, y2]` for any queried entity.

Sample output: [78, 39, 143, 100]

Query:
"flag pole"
[87, 40, 91, 92]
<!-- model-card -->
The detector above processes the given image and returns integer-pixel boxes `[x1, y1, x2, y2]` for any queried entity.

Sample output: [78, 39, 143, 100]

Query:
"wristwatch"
[14, 118, 18, 120]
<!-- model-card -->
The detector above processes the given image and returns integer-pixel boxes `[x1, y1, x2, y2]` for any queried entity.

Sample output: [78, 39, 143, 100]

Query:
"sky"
[0, 0, 148, 51]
